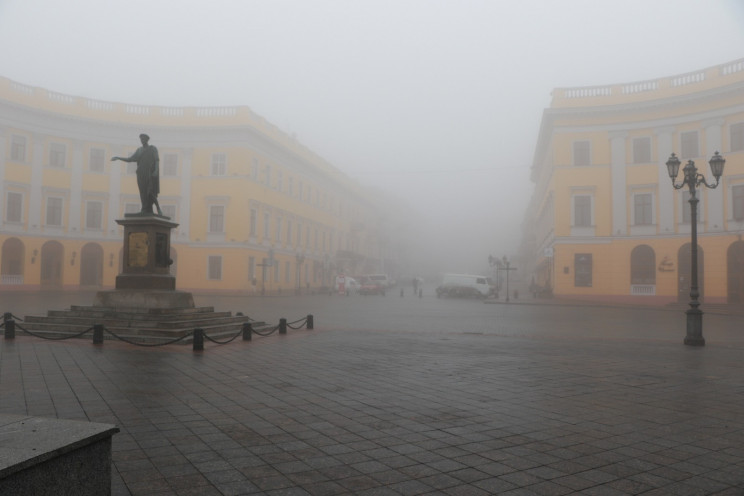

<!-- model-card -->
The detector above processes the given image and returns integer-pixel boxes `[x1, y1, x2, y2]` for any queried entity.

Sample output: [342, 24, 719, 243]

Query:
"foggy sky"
[1, 0, 743, 275]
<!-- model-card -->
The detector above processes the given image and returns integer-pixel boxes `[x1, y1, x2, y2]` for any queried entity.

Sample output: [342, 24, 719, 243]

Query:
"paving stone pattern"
[1, 312, 744, 495]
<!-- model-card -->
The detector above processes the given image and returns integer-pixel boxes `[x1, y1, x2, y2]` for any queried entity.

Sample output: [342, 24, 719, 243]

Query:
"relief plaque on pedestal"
[94, 214, 194, 309]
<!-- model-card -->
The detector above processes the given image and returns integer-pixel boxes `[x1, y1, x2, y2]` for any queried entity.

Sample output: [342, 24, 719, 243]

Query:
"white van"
[365, 274, 394, 288]
[436, 273, 492, 298]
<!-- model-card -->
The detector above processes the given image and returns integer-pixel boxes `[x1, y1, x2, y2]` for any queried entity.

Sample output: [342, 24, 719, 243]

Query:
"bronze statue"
[112, 133, 162, 215]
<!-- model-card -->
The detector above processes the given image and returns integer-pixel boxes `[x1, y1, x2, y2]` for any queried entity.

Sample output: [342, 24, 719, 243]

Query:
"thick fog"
[1, 0, 743, 277]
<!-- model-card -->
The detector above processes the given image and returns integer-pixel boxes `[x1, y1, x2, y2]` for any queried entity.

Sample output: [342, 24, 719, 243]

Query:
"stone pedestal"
[116, 214, 177, 290]
[94, 214, 194, 309]
[0, 414, 119, 496]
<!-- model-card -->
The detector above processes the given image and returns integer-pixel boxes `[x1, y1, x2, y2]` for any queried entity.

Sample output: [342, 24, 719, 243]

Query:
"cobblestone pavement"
[1, 292, 743, 495]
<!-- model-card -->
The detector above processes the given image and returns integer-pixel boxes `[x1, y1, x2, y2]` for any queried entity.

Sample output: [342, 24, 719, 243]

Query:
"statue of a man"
[111, 133, 162, 215]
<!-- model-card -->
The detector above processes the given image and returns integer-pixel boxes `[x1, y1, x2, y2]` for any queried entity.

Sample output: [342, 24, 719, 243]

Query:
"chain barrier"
[2, 312, 314, 349]
[16, 322, 94, 341]
[286, 316, 308, 330]
[101, 326, 193, 347]
[202, 327, 243, 345]
[250, 324, 281, 337]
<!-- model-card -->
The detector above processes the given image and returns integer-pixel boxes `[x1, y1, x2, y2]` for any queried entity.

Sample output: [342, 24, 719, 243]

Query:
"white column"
[68, 142, 83, 233]
[704, 118, 724, 232]
[656, 127, 675, 233]
[609, 131, 627, 236]
[178, 149, 193, 240]
[29, 135, 45, 230]
[0, 127, 6, 222]
[108, 160, 121, 235]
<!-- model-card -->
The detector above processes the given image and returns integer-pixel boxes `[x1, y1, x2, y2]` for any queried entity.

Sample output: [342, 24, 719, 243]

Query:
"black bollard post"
[242, 322, 252, 341]
[4, 313, 15, 340]
[193, 328, 204, 351]
[93, 324, 104, 345]
[279, 318, 287, 335]
[307, 314, 314, 330]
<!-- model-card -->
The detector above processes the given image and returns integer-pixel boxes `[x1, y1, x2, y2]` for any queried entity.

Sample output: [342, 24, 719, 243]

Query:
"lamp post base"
[684, 307, 705, 346]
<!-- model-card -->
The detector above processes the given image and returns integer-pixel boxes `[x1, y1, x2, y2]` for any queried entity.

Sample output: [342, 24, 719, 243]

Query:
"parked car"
[358, 276, 386, 295]
[365, 274, 395, 288]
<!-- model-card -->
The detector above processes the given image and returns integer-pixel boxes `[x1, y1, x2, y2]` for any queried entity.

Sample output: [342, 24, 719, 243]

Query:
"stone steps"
[24, 313, 239, 329]
[18, 305, 269, 345]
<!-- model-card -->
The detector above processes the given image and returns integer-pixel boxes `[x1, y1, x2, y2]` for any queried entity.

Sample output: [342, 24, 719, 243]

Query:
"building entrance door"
[727, 241, 744, 304]
[1, 237, 25, 285]
[677, 243, 704, 303]
[40, 241, 63, 288]
[80, 242, 103, 287]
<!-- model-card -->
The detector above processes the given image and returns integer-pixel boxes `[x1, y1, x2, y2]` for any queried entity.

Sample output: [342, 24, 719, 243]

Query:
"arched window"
[631, 245, 655, 285]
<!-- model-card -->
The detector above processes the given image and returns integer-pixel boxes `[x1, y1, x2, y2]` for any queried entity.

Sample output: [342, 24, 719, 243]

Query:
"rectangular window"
[264, 164, 271, 187]
[274, 260, 280, 283]
[46, 197, 63, 226]
[574, 195, 592, 227]
[208, 205, 225, 233]
[288, 177, 294, 196]
[161, 204, 177, 221]
[263, 212, 270, 239]
[49, 143, 66, 167]
[634, 193, 653, 225]
[680, 131, 699, 159]
[632, 137, 651, 164]
[10, 135, 26, 162]
[211, 153, 226, 176]
[124, 203, 140, 215]
[6, 192, 23, 222]
[249, 208, 257, 236]
[85, 201, 103, 229]
[731, 122, 744, 152]
[163, 153, 178, 176]
[89, 148, 105, 172]
[286, 220, 292, 245]
[297, 223, 302, 246]
[573, 140, 591, 166]
[208, 255, 222, 280]
[275, 218, 282, 242]
[733, 184, 744, 221]
[276, 171, 283, 192]
[285, 261, 291, 283]
[575, 254, 592, 287]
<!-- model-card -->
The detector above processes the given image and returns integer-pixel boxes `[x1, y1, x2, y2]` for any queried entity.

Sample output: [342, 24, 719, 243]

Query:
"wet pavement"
[0, 290, 743, 495]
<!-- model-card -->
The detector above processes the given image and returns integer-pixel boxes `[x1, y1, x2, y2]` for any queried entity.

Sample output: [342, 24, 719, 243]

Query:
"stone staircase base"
[20, 305, 267, 345]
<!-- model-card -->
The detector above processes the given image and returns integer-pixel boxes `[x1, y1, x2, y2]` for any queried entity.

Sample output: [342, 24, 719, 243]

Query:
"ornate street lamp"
[666, 151, 725, 346]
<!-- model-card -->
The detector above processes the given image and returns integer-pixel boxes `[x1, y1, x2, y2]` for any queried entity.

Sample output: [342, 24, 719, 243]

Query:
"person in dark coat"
[111, 133, 162, 215]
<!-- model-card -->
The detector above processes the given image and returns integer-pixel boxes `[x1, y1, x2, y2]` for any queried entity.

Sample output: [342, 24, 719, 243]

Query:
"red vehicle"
[358, 276, 386, 295]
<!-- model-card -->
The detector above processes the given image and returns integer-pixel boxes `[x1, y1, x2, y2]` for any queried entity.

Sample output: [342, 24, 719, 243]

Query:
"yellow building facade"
[0, 77, 391, 293]
[525, 58, 744, 305]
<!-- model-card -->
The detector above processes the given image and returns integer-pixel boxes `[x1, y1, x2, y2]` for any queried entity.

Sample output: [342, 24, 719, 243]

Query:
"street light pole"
[666, 152, 725, 347]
